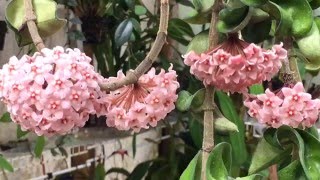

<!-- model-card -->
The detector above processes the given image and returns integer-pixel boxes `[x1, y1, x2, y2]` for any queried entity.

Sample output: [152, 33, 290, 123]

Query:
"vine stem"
[99, 0, 170, 91]
[201, 1, 221, 179]
[269, 165, 279, 180]
[24, 0, 45, 51]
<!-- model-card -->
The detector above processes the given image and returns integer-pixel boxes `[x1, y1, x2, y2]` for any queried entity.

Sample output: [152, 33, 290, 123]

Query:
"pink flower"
[244, 82, 320, 128]
[0, 46, 106, 136]
[101, 65, 179, 131]
[183, 36, 287, 93]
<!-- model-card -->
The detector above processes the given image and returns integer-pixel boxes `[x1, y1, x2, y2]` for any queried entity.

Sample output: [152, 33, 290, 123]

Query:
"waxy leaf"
[249, 138, 290, 174]
[5, 0, 66, 46]
[260, 0, 313, 38]
[0, 155, 13, 172]
[216, 91, 248, 165]
[192, 0, 215, 13]
[176, 89, 206, 111]
[206, 142, 232, 180]
[278, 160, 301, 180]
[217, 6, 253, 33]
[0, 112, 11, 123]
[115, 19, 133, 47]
[187, 31, 209, 54]
[296, 22, 320, 71]
[180, 151, 202, 180]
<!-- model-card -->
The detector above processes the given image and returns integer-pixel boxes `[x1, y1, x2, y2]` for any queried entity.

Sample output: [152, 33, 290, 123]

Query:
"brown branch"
[201, 1, 221, 179]
[99, 0, 169, 91]
[24, 0, 45, 51]
[269, 165, 278, 180]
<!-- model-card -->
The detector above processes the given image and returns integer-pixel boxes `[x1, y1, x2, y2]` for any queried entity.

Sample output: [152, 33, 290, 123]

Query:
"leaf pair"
[5, 0, 66, 46]
[249, 126, 320, 179]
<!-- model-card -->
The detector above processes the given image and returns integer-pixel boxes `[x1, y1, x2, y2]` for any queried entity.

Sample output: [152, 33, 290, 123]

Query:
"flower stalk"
[201, 1, 221, 179]
[99, 0, 170, 91]
[24, 0, 45, 51]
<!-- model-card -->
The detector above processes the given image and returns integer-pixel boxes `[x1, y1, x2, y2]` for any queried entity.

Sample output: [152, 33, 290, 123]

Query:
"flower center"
[292, 94, 299, 101]
[50, 101, 59, 109]
[265, 100, 272, 106]
[55, 80, 63, 88]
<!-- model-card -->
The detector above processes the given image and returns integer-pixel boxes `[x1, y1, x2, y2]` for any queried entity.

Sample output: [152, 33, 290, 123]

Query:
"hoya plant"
[1, 0, 320, 179]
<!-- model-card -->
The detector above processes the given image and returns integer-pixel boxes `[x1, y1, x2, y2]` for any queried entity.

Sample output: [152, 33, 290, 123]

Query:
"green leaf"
[249, 84, 265, 95]
[189, 114, 203, 149]
[306, 126, 319, 139]
[180, 151, 202, 180]
[0, 112, 11, 123]
[94, 163, 106, 180]
[192, 0, 215, 12]
[106, 167, 130, 176]
[129, 18, 141, 32]
[240, 0, 268, 6]
[214, 115, 239, 135]
[0, 155, 13, 172]
[249, 138, 290, 174]
[242, 19, 272, 43]
[296, 21, 320, 71]
[34, 136, 45, 158]
[235, 174, 264, 180]
[217, 7, 253, 33]
[168, 18, 194, 46]
[296, 129, 320, 179]
[5, 0, 66, 46]
[127, 160, 152, 180]
[216, 91, 248, 165]
[176, 89, 205, 111]
[206, 142, 232, 180]
[134, 5, 147, 15]
[184, 10, 211, 24]
[261, 0, 313, 38]
[115, 19, 133, 47]
[187, 31, 209, 54]
[16, 125, 29, 139]
[176, 91, 193, 112]
[278, 160, 300, 180]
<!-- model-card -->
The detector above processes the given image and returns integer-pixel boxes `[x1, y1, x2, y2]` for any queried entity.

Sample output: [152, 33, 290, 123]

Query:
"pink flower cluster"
[102, 66, 179, 132]
[183, 39, 287, 93]
[0, 47, 106, 136]
[244, 83, 320, 128]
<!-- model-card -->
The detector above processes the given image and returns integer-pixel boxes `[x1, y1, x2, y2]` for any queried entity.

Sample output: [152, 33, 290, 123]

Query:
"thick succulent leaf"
[296, 21, 320, 71]
[183, 10, 211, 24]
[255, 126, 320, 179]
[306, 126, 319, 139]
[215, 116, 239, 135]
[5, 0, 66, 46]
[295, 129, 320, 179]
[216, 91, 248, 165]
[187, 31, 209, 54]
[224, 0, 246, 9]
[248, 138, 290, 174]
[217, 6, 253, 33]
[240, 0, 268, 6]
[206, 142, 232, 180]
[260, 0, 313, 38]
[193, 0, 215, 13]
[115, 19, 133, 47]
[278, 160, 301, 180]
[168, 18, 194, 46]
[176, 89, 205, 111]
[180, 151, 202, 180]
[241, 19, 272, 43]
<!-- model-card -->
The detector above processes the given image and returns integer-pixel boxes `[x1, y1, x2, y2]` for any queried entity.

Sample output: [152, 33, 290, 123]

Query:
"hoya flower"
[102, 65, 179, 132]
[244, 82, 320, 128]
[183, 35, 287, 93]
[0, 46, 106, 136]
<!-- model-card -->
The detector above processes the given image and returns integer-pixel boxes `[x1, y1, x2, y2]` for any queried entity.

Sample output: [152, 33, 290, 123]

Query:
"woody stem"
[24, 0, 45, 51]
[99, 0, 170, 91]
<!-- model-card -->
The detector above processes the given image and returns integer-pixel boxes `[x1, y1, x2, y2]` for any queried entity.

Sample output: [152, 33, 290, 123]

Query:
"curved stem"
[201, 1, 221, 179]
[24, 0, 45, 51]
[99, 0, 170, 91]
